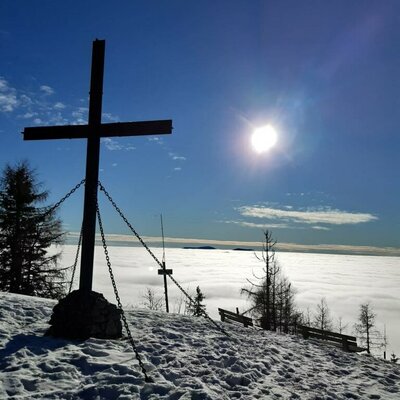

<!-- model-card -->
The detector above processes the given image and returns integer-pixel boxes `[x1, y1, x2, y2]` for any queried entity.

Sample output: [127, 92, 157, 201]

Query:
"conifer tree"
[187, 286, 206, 317]
[0, 161, 65, 299]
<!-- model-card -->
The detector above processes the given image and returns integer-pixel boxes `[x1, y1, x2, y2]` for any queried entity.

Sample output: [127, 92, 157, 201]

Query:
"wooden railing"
[218, 308, 253, 328]
[298, 325, 365, 352]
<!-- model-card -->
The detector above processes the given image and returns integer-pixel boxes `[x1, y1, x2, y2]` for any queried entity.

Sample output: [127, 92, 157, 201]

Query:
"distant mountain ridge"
[183, 245, 216, 250]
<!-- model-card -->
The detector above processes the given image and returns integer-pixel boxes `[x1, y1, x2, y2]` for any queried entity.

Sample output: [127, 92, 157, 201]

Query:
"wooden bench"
[218, 308, 253, 328]
[298, 325, 365, 352]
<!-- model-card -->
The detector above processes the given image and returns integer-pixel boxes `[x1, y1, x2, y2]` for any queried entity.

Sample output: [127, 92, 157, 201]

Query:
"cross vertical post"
[79, 39, 105, 292]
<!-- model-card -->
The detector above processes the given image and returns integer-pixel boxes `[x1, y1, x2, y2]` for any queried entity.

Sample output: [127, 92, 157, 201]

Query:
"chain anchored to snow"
[96, 203, 152, 383]
[68, 225, 83, 294]
[98, 181, 229, 337]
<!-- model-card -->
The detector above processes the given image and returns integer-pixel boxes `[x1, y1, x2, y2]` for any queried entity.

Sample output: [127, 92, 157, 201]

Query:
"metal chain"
[96, 202, 151, 383]
[98, 181, 229, 337]
[68, 225, 83, 294]
[43, 179, 86, 218]
[39, 179, 85, 294]
[33, 179, 85, 247]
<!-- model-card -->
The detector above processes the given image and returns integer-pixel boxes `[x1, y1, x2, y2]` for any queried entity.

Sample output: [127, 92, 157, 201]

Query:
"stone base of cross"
[23, 40, 172, 340]
[46, 290, 122, 340]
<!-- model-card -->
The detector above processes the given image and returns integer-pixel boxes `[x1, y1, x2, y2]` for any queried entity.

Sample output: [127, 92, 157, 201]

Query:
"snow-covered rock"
[0, 292, 399, 399]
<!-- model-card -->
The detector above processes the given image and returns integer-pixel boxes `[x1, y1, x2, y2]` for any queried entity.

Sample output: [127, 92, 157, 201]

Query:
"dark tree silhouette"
[142, 287, 164, 311]
[337, 316, 349, 334]
[242, 230, 277, 330]
[187, 286, 206, 317]
[276, 277, 296, 333]
[0, 161, 65, 299]
[242, 230, 297, 332]
[354, 302, 379, 354]
[313, 298, 333, 332]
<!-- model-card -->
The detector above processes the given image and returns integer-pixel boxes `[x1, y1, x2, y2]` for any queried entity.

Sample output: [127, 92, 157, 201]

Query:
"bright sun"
[251, 125, 278, 153]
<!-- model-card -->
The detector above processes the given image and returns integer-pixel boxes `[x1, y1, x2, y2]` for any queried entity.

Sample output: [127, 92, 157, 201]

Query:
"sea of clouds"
[56, 245, 400, 358]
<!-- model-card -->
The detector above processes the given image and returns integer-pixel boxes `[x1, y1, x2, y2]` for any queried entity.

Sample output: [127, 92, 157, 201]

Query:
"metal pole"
[79, 40, 105, 292]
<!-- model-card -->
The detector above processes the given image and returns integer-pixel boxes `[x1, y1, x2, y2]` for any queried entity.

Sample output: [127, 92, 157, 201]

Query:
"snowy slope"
[0, 292, 399, 399]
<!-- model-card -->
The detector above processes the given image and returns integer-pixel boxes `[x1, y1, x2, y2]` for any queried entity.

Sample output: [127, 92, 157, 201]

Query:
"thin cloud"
[40, 85, 54, 95]
[71, 107, 88, 124]
[238, 205, 378, 225]
[102, 112, 119, 122]
[223, 220, 290, 229]
[312, 226, 331, 231]
[54, 102, 66, 110]
[20, 94, 33, 107]
[19, 111, 37, 119]
[223, 220, 331, 231]
[0, 77, 18, 112]
[102, 138, 123, 151]
[0, 76, 84, 126]
[101, 138, 136, 151]
[0, 77, 10, 91]
[169, 152, 186, 161]
[0, 76, 116, 129]
[48, 112, 68, 126]
[148, 137, 163, 145]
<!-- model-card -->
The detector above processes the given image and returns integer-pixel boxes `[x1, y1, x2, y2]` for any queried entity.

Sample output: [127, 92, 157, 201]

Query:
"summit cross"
[23, 39, 172, 293]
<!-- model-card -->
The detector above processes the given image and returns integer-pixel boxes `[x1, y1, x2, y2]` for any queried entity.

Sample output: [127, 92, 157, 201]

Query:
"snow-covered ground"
[1, 292, 399, 399]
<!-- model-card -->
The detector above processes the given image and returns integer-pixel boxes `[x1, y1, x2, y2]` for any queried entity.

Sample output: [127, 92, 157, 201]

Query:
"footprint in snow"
[81, 347, 109, 357]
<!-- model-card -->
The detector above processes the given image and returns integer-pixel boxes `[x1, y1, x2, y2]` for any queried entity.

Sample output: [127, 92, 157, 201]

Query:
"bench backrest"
[299, 325, 356, 340]
[298, 325, 357, 350]
[218, 308, 253, 326]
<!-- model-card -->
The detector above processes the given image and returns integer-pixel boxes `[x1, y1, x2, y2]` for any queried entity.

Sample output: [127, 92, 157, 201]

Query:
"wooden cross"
[23, 39, 172, 293]
[158, 262, 173, 313]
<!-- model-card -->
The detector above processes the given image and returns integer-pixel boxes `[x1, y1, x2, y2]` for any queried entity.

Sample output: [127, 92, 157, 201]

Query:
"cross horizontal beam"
[23, 120, 172, 141]
[158, 269, 173, 275]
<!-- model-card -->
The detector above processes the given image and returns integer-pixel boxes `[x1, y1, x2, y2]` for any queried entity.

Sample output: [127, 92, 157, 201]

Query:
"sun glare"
[251, 125, 278, 153]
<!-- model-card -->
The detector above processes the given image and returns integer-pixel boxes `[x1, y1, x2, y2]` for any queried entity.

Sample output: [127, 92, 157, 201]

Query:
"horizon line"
[65, 232, 400, 257]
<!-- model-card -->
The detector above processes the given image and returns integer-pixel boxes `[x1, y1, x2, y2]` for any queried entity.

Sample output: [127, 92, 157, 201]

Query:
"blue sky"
[0, 1, 399, 251]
